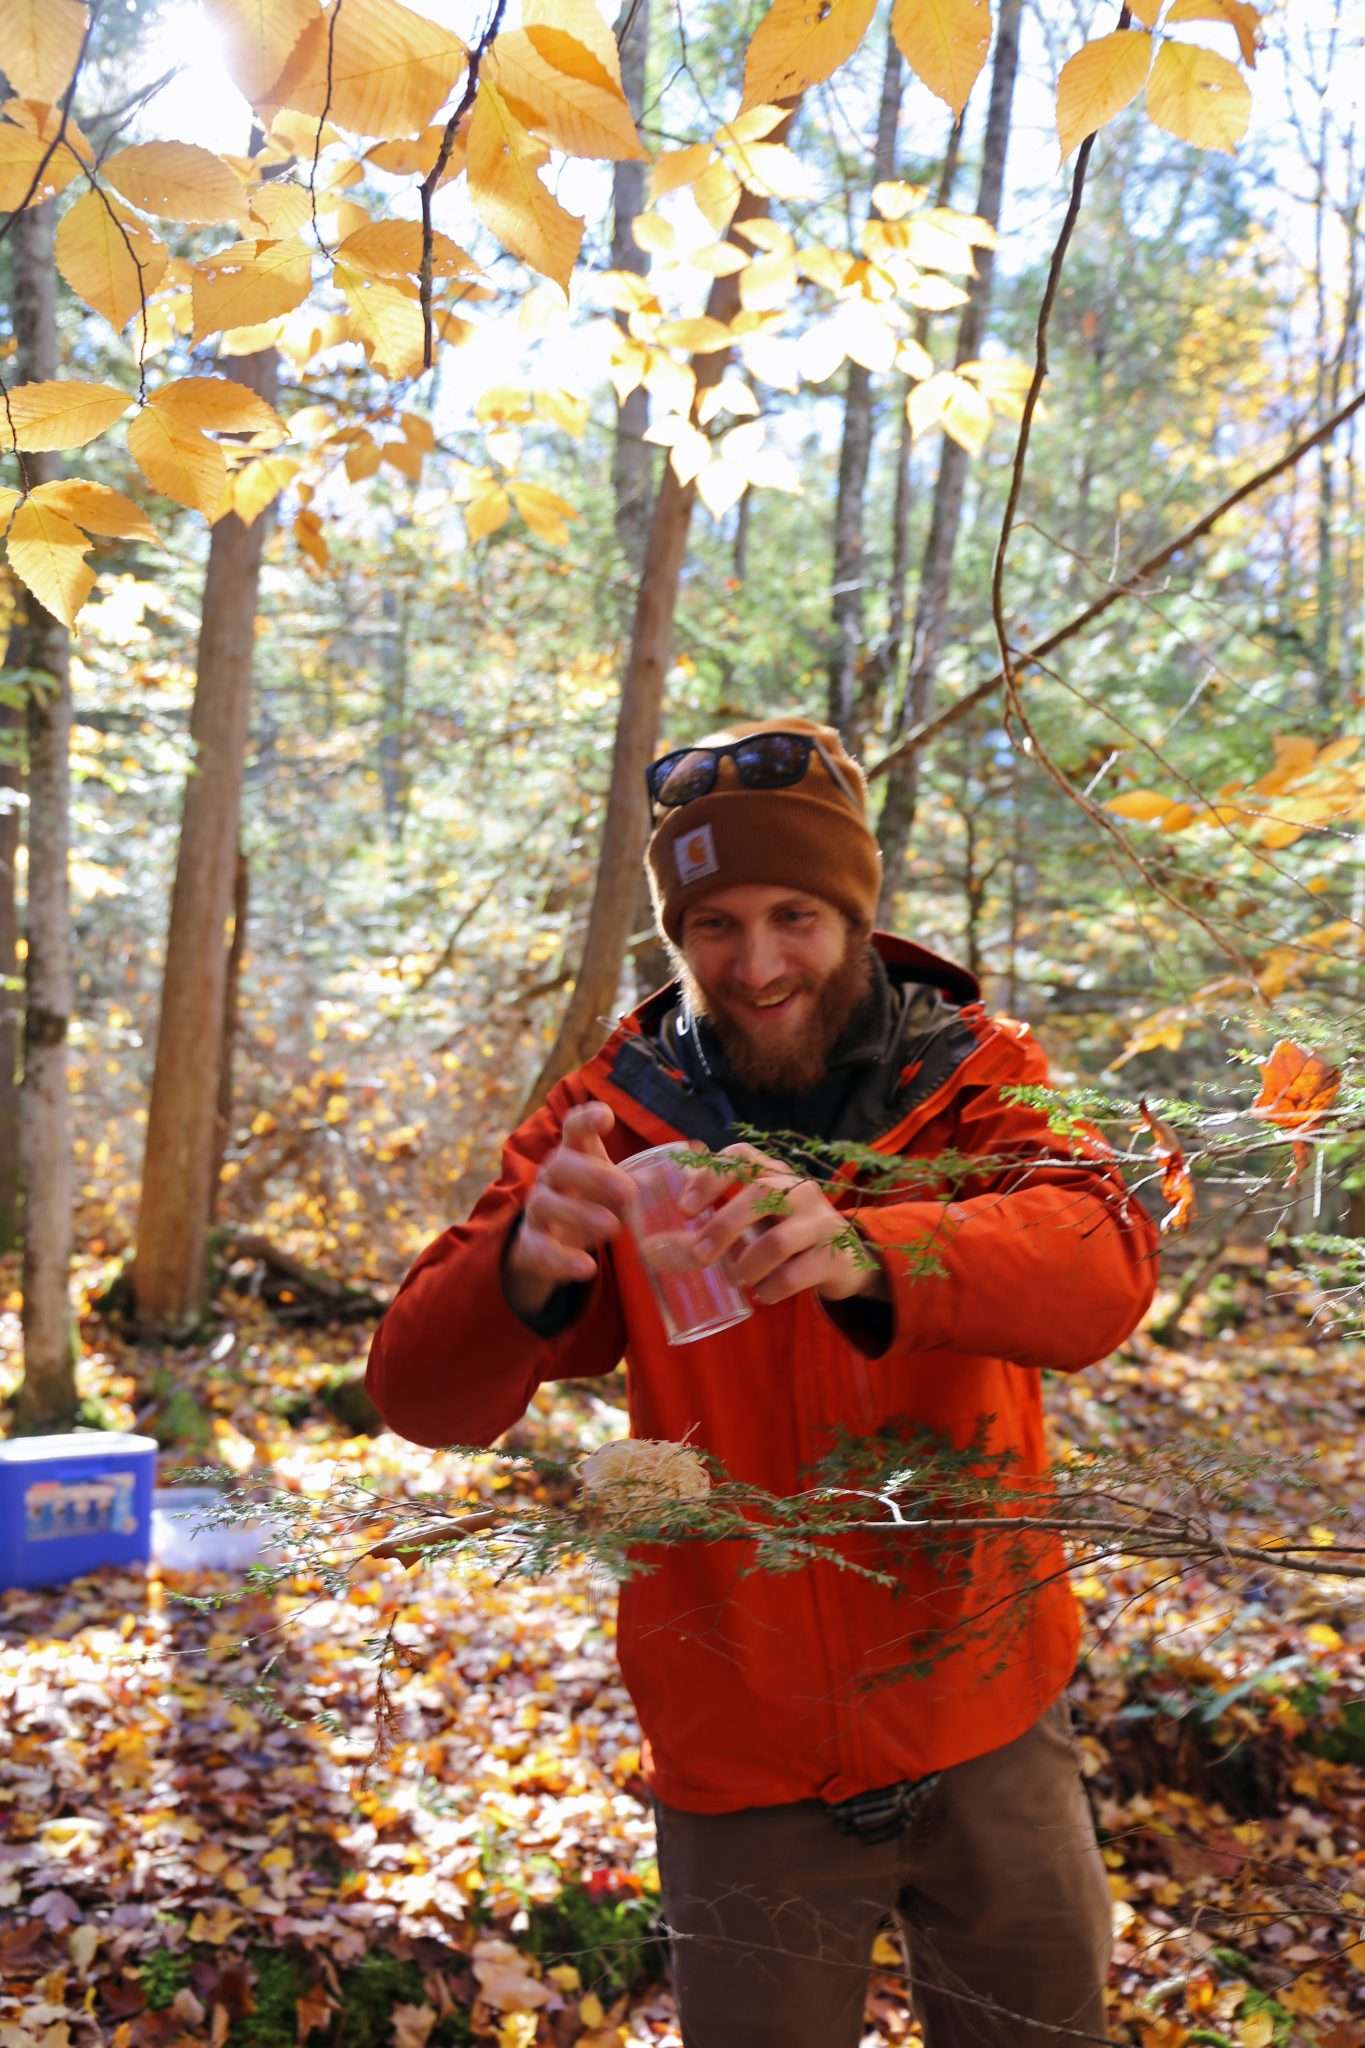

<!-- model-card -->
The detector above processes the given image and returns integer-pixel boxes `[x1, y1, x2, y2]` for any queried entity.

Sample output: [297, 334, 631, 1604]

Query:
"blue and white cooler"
[0, 1431, 157, 1589]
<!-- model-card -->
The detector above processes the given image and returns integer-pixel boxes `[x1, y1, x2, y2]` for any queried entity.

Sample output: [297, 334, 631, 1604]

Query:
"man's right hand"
[503, 1103, 635, 1321]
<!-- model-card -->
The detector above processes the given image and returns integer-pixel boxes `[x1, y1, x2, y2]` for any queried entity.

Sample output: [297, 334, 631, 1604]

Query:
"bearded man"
[367, 715, 1158, 2048]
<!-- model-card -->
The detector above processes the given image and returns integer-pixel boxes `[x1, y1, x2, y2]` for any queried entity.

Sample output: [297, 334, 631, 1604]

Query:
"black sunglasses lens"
[653, 749, 717, 806]
[734, 734, 811, 789]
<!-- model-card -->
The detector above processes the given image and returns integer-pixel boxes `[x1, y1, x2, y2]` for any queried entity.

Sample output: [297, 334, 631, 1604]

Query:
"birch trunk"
[611, 0, 653, 567]
[826, 25, 903, 753]
[0, 629, 22, 1254]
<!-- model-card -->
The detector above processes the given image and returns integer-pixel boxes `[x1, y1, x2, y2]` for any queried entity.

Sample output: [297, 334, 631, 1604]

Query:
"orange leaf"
[1138, 1099, 1195, 1234]
[1249, 1040, 1341, 1135]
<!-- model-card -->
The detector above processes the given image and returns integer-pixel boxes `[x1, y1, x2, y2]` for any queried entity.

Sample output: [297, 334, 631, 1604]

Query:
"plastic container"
[622, 1142, 753, 1345]
[0, 1431, 157, 1589]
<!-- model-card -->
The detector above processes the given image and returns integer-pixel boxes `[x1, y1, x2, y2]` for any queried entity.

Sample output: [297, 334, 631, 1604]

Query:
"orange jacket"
[367, 937, 1159, 1813]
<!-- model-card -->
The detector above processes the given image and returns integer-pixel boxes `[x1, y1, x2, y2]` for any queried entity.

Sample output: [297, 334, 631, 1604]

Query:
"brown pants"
[653, 1701, 1112, 2048]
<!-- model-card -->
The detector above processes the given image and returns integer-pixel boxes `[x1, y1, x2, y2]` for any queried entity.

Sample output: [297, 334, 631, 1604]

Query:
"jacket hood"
[583, 931, 985, 1158]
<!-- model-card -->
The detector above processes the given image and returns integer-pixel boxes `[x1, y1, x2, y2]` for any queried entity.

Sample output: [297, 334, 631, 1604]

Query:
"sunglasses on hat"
[646, 730, 859, 814]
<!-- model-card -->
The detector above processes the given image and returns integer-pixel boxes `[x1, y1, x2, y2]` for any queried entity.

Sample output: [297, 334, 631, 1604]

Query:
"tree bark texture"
[525, 133, 796, 1113]
[611, 0, 653, 567]
[209, 847, 249, 1224]
[0, 625, 23, 1254]
[876, 0, 1024, 915]
[133, 346, 279, 1336]
[11, 200, 77, 1427]
[826, 24, 903, 754]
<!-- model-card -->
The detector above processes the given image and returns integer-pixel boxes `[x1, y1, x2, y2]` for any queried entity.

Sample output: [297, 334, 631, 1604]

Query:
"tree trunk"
[612, 0, 653, 567]
[132, 346, 279, 1337]
[378, 580, 408, 839]
[208, 846, 249, 1223]
[862, 114, 964, 750]
[876, 0, 1024, 915]
[525, 128, 797, 1112]
[11, 200, 77, 1428]
[826, 24, 903, 753]
[0, 627, 23, 1254]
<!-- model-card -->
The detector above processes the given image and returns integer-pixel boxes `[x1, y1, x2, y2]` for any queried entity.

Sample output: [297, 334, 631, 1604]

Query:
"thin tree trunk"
[12, 200, 76, 1428]
[733, 487, 751, 583]
[876, 0, 1024, 915]
[133, 345, 279, 1336]
[525, 128, 797, 1112]
[862, 114, 964, 750]
[612, 0, 653, 567]
[0, 626, 22, 1254]
[378, 580, 408, 839]
[208, 847, 249, 1223]
[827, 24, 903, 753]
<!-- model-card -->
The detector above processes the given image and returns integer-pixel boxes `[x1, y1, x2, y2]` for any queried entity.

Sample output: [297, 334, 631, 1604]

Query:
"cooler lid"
[0, 1431, 159, 1462]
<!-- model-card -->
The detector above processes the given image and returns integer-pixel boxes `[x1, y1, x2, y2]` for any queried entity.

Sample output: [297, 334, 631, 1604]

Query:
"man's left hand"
[674, 1142, 889, 1307]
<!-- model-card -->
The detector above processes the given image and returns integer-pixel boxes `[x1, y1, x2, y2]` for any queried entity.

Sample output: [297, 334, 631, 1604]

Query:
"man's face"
[678, 883, 871, 1092]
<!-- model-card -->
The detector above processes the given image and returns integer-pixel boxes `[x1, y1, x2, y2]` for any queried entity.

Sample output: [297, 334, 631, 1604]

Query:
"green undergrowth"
[134, 1880, 668, 2043]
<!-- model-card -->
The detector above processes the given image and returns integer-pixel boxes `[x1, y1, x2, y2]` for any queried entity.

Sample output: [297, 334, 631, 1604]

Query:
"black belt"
[825, 1772, 942, 1844]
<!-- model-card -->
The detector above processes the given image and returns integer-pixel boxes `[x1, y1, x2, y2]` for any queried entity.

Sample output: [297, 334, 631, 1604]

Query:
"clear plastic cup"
[622, 1142, 753, 1346]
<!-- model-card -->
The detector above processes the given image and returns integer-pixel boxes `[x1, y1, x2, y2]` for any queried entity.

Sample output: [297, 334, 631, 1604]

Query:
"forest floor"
[0, 1250, 1362, 2048]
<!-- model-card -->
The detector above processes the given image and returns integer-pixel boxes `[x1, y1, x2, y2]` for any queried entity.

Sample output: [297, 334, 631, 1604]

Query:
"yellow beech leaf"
[465, 482, 510, 542]
[128, 407, 228, 517]
[149, 375, 286, 443]
[523, 0, 624, 89]
[741, 0, 877, 109]
[344, 433, 383, 481]
[0, 0, 87, 104]
[1158, 801, 1197, 833]
[467, 82, 583, 295]
[509, 480, 577, 545]
[400, 410, 436, 450]
[1056, 30, 1153, 159]
[1237, 2014, 1274, 2048]
[890, 0, 991, 116]
[192, 237, 312, 342]
[3, 94, 93, 164]
[295, 507, 328, 567]
[364, 123, 461, 180]
[692, 157, 742, 234]
[0, 487, 20, 526]
[6, 378, 132, 451]
[266, 0, 467, 142]
[487, 29, 645, 160]
[648, 142, 712, 201]
[655, 315, 733, 353]
[378, 437, 419, 482]
[29, 478, 159, 543]
[335, 262, 427, 376]
[230, 455, 299, 524]
[103, 142, 247, 225]
[938, 372, 991, 453]
[247, 182, 314, 238]
[1165, 0, 1262, 67]
[201, 0, 318, 103]
[6, 500, 94, 629]
[54, 190, 169, 330]
[334, 219, 476, 281]
[1105, 789, 1175, 821]
[1145, 40, 1250, 153]
[0, 119, 82, 208]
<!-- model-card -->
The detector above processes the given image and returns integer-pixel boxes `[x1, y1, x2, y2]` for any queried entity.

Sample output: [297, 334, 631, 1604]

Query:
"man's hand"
[503, 1104, 635, 1321]
[676, 1142, 888, 1307]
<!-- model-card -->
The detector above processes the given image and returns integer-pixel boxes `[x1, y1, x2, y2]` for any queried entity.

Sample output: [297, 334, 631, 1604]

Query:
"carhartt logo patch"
[675, 823, 719, 886]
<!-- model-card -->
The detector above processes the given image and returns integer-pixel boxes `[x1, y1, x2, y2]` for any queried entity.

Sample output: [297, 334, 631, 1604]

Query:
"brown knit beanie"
[646, 715, 882, 943]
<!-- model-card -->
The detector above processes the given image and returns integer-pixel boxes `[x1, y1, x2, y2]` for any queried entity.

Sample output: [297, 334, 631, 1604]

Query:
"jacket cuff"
[500, 1213, 593, 1339]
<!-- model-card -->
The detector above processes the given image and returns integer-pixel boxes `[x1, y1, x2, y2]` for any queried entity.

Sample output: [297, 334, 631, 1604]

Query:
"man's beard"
[680, 935, 874, 1093]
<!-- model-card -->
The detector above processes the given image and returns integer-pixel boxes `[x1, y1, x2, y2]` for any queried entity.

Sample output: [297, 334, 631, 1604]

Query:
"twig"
[0, 1, 99, 250]
[866, 382, 1365, 783]
[419, 0, 511, 371]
